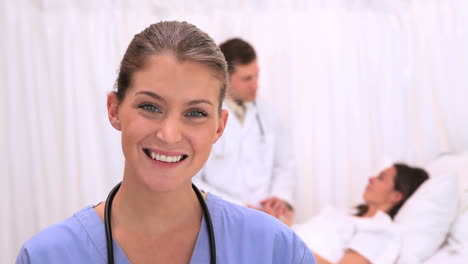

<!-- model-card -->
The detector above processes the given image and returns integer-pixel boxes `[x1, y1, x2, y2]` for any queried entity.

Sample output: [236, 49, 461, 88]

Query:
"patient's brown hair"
[356, 163, 429, 219]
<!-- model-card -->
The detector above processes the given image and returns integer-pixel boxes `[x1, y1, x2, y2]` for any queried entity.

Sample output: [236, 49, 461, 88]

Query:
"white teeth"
[148, 150, 182, 163]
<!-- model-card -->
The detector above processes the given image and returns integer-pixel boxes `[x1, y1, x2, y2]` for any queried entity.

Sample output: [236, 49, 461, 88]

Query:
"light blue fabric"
[16, 193, 315, 264]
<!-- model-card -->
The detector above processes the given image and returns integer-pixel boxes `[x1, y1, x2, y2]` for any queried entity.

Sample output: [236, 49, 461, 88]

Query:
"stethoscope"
[104, 182, 216, 264]
[253, 101, 265, 143]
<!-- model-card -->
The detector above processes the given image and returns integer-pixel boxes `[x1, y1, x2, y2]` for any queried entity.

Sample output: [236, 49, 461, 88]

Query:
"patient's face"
[363, 166, 398, 206]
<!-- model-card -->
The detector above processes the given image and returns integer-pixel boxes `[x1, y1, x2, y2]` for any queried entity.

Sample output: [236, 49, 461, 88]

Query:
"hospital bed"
[295, 152, 468, 264]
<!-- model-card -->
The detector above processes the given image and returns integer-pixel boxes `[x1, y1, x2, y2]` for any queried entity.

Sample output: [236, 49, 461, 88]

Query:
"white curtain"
[288, 0, 468, 223]
[1, 0, 467, 262]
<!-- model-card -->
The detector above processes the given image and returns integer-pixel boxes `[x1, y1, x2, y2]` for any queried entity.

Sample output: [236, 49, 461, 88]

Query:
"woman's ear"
[391, 191, 404, 204]
[107, 92, 122, 131]
[213, 109, 229, 143]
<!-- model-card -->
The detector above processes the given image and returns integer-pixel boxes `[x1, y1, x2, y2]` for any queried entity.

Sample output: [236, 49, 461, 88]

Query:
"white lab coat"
[193, 97, 296, 206]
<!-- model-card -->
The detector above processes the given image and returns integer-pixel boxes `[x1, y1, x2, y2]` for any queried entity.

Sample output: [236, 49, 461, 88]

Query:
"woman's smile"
[143, 148, 188, 166]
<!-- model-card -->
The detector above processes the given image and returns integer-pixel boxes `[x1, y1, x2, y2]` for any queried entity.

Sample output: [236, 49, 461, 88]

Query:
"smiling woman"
[15, 21, 315, 264]
[107, 53, 226, 193]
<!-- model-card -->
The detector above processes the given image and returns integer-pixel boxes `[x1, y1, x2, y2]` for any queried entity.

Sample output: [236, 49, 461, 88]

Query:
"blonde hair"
[115, 21, 227, 109]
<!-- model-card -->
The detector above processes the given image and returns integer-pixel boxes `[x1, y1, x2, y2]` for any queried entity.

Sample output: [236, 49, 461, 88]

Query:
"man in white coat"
[194, 38, 296, 219]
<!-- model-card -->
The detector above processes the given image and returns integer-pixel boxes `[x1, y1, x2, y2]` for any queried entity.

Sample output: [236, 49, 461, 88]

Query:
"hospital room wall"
[1, 0, 468, 263]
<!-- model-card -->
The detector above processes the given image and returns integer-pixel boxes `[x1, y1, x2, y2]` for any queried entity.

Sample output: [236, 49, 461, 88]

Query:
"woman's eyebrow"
[135, 91, 213, 106]
[186, 99, 213, 106]
[135, 91, 164, 101]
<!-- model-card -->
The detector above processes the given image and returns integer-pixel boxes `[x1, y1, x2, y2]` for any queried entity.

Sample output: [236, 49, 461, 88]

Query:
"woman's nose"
[155, 116, 182, 144]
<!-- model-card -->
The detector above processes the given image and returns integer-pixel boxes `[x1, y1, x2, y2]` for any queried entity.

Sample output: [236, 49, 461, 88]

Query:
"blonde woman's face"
[107, 53, 228, 192]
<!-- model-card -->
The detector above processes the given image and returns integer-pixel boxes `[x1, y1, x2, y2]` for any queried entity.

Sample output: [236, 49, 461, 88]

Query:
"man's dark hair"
[219, 38, 256, 74]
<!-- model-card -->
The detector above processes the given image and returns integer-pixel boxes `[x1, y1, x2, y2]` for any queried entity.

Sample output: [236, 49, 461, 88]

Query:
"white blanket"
[292, 206, 400, 264]
[423, 244, 468, 264]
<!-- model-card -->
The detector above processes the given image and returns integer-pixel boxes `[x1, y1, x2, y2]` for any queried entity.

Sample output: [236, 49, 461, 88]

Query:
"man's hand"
[260, 196, 293, 217]
[248, 196, 294, 225]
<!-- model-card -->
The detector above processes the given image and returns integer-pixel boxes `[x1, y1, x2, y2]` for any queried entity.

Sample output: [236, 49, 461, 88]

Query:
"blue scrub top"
[16, 193, 315, 263]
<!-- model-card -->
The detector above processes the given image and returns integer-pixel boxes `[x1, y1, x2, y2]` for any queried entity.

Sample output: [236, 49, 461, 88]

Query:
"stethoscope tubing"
[104, 182, 216, 264]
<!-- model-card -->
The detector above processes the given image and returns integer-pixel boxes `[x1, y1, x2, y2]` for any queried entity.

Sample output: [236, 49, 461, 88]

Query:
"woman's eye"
[186, 109, 207, 118]
[139, 103, 161, 113]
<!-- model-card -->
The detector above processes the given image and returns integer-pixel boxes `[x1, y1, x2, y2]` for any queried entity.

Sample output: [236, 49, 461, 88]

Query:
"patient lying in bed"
[290, 163, 429, 264]
[293, 205, 400, 264]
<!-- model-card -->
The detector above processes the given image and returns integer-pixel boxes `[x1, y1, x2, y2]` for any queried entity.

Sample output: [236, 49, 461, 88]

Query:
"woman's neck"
[363, 203, 392, 218]
[111, 177, 203, 236]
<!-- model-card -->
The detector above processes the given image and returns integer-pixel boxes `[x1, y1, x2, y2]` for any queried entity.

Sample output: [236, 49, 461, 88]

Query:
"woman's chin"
[141, 177, 191, 193]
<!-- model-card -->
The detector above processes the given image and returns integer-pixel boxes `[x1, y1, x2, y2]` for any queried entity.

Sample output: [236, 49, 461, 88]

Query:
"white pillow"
[447, 190, 468, 249]
[432, 153, 468, 251]
[394, 172, 458, 264]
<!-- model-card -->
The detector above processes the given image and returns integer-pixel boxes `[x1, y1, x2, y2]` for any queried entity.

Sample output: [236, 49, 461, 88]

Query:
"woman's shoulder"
[206, 194, 315, 263]
[25, 206, 97, 243]
[18, 206, 104, 263]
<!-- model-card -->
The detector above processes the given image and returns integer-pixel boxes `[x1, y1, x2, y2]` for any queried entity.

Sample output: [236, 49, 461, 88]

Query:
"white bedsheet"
[292, 206, 400, 264]
[423, 244, 468, 264]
